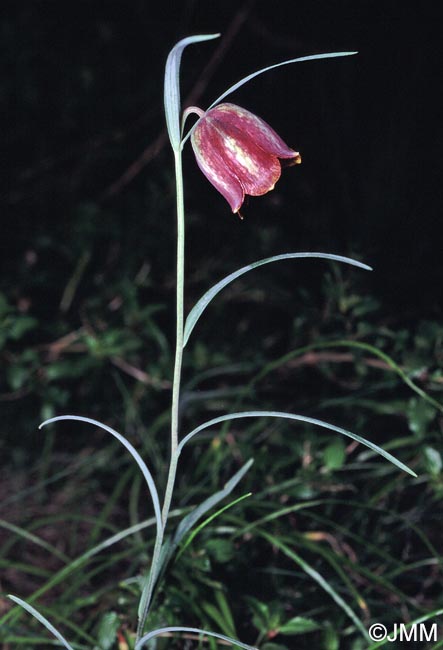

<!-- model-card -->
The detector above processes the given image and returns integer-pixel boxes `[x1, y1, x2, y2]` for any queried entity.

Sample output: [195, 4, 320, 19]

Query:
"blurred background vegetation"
[1, 2, 442, 649]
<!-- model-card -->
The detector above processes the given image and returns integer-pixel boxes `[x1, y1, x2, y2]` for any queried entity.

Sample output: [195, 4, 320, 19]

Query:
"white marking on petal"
[225, 137, 259, 174]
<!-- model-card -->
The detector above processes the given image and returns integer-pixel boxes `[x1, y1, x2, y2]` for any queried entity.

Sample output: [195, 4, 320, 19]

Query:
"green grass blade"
[0, 519, 69, 564]
[178, 411, 416, 476]
[327, 340, 443, 414]
[202, 601, 237, 639]
[233, 500, 325, 537]
[177, 492, 252, 560]
[214, 590, 238, 638]
[164, 34, 220, 151]
[173, 458, 253, 550]
[7, 596, 75, 650]
[183, 253, 371, 347]
[155, 461, 253, 580]
[39, 415, 163, 537]
[0, 559, 50, 579]
[299, 535, 369, 616]
[0, 636, 87, 647]
[244, 339, 443, 415]
[249, 495, 442, 572]
[135, 626, 257, 650]
[207, 52, 357, 109]
[87, 466, 132, 546]
[258, 532, 370, 640]
[0, 510, 183, 630]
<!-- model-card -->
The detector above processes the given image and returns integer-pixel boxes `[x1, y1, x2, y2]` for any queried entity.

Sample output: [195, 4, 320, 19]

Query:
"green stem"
[162, 148, 186, 526]
[136, 148, 186, 642]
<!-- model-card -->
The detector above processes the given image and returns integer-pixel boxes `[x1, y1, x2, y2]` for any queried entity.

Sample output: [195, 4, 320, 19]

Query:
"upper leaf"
[40, 415, 163, 537]
[208, 52, 357, 109]
[183, 253, 371, 346]
[164, 34, 219, 151]
[178, 411, 417, 477]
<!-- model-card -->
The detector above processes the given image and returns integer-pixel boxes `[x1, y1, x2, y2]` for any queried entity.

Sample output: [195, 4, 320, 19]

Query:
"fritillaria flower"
[188, 102, 301, 216]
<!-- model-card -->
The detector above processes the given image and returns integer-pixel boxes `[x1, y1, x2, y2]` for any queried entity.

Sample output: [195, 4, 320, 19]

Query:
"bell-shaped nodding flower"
[190, 103, 301, 216]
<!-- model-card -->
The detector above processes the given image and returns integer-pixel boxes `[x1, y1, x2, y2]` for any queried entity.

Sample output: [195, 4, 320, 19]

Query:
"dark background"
[2, 0, 442, 315]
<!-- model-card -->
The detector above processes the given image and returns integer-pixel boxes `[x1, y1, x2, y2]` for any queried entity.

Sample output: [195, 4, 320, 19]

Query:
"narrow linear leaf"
[39, 415, 162, 537]
[0, 511, 186, 630]
[173, 459, 253, 549]
[208, 52, 357, 109]
[157, 460, 253, 577]
[214, 590, 238, 639]
[183, 252, 371, 347]
[301, 534, 369, 617]
[258, 534, 369, 640]
[1, 636, 82, 647]
[177, 492, 252, 560]
[136, 626, 257, 650]
[0, 519, 69, 563]
[178, 411, 416, 477]
[164, 34, 220, 150]
[237, 339, 443, 417]
[202, 590, 238, 639]
[330, 340, 443, 414]
[7, 596, 75, 650]
[181, 51, 357, 147]
[202, 602, 236, 638]
[235, 500, 324, 538]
